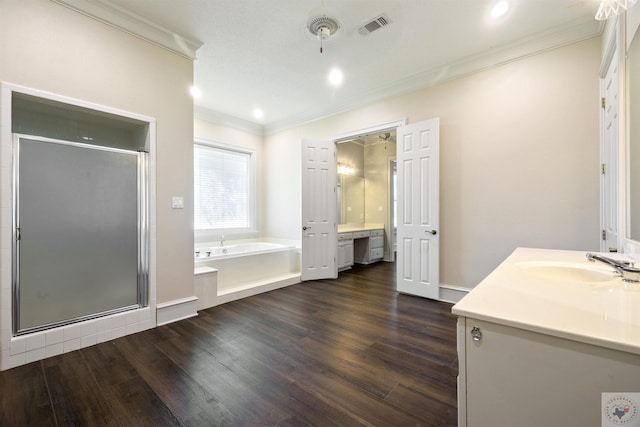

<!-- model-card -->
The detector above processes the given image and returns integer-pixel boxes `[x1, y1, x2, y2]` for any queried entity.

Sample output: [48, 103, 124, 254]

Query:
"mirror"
[336, 132, 395, 225]
[339, 175, 364, 223]
[337, 140, 365, 224]
[629, 23, 640, 240]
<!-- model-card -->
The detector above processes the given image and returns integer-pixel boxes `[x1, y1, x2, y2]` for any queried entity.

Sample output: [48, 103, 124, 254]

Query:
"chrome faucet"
[586, 253, 627, 268]
[220, 234, 225, 247]
[586, 253, 640, 282]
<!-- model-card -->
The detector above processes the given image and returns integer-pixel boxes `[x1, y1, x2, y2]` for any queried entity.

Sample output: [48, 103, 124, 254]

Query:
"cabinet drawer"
[370, 229, 384, 237]
[338, 232, 353, 241]
[370, 235, 384, 248]
[370, 247, 384, 259]
[353, 231, 370, 239]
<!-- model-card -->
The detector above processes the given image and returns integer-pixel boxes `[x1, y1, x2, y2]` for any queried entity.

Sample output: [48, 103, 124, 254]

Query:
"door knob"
[426, 229, 437, 235]
[302, 226, 311, 231]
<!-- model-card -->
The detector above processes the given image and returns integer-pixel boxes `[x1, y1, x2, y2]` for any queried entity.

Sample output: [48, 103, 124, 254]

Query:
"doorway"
[336, 129, 397, 264]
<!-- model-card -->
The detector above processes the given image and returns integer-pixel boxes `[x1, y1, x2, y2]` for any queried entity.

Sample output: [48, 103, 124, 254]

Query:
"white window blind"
[194, 143, 253, 230]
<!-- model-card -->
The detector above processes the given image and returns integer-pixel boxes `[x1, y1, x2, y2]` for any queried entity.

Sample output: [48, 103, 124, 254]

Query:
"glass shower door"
[13, 135, 147, 334]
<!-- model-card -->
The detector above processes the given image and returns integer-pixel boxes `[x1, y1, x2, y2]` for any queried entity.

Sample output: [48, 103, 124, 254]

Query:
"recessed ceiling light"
[328, 68, 343, 86]
[253, 108, 264, 119]
[189, 85, 202, 99]
[491, 1, 509, 19]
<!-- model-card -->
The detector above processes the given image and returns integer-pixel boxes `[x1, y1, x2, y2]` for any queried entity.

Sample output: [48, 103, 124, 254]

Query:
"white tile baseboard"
[0, 306, 155, 370]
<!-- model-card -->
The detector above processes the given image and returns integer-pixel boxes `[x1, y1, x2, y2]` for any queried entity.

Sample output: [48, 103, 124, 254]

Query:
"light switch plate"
[172, 196, 184, 209]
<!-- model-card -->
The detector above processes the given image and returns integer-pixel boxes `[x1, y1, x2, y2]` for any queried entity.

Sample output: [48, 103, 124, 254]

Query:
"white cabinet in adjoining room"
[353, 229, 384, 264]
[338, 232, 354, 271]
[337, 226, 384, 272]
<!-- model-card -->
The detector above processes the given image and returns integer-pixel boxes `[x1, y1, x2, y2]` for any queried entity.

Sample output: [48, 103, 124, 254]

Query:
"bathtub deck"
[0, 262, 458, 426]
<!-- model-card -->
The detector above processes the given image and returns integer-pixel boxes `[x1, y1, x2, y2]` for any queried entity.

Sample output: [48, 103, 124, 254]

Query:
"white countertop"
[338, 223, 384, 233]
[452, 247, 640, 355]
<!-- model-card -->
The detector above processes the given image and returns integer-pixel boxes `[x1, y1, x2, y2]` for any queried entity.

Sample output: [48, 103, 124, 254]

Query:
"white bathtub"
[194, 241, 301, 308]
[195, 242, 293, 260]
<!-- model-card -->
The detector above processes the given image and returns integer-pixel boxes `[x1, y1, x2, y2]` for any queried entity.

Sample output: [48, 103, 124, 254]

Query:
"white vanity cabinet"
[457, 317, 640, 427]
[453, 248, 640, 427]
[353, 229, 384, 264]
[337, 226, 385, 272]
[337, 232, 354, 271]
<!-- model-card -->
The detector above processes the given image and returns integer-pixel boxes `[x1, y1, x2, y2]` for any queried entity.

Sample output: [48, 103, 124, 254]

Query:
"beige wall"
[0, 0, 194, 303]
[264, 37, 602, 289]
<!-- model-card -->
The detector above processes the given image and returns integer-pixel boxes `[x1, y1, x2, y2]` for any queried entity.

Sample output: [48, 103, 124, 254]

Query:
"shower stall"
[10, 92, 149, 336]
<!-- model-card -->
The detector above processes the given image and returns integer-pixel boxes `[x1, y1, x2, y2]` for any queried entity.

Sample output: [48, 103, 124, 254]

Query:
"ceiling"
[62, 0, 603, 134]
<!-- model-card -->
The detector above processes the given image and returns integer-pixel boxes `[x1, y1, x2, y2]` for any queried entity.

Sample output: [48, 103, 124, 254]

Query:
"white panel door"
[601, 46, 619, 252]
[396, 118, 440, 299]
[301, 139, 337, 281]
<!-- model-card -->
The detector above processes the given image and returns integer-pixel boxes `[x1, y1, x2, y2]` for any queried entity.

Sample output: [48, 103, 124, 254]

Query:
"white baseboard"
[156, 296, 198, 326]
[439, 284, 472, 304]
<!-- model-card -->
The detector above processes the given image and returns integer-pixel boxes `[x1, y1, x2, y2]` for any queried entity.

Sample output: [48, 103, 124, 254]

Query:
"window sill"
[195, 228, 259, 244]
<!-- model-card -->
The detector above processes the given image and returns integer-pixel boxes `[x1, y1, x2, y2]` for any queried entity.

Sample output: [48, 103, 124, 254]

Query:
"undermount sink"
[514, 261, 618, 283]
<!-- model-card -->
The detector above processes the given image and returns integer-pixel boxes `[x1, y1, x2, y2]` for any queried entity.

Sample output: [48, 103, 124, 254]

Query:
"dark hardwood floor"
[0, 262, 459, 426]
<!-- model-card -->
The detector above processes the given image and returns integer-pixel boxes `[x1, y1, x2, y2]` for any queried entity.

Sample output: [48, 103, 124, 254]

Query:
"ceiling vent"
[357, 14, 391, 36]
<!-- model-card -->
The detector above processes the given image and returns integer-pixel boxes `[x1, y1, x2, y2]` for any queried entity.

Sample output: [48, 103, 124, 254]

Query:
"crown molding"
[50, 0, 202, 60]
[194, 106, 265, 136]
[60, 0, 602, 135]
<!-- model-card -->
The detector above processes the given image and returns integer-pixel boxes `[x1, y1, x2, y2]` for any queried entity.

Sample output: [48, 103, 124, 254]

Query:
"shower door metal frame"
[11, 134, 149, 336]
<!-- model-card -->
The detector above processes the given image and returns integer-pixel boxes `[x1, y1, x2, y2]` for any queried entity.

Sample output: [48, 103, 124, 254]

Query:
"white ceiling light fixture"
[491, 1, 510, 19]
[307, 15, 340, 53]
[189, 85, 202, 99]
[253, 108, 264, 119]
[328, 68, 343, 86]
[596, 0, 638, 20]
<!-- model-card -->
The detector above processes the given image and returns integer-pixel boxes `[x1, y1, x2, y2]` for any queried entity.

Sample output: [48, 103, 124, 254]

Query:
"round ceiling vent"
[307, 15, 340, 39]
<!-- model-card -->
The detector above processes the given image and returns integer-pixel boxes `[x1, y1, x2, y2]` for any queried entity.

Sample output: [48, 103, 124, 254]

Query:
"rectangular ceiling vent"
[357, 14, 391, 36]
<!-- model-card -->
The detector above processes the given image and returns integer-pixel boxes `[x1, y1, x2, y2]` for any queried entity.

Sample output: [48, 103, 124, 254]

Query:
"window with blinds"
[194, 142, 255, 231]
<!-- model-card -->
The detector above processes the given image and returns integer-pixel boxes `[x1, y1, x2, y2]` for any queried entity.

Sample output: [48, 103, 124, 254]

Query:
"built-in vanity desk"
[337, 224, 384, 271]
[452, 248, 640, 427]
